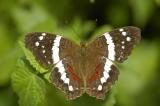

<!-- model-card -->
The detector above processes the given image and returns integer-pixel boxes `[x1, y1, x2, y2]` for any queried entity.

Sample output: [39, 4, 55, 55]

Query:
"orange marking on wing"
[67, 65, 81, 81]
[88, 64, 102, 82]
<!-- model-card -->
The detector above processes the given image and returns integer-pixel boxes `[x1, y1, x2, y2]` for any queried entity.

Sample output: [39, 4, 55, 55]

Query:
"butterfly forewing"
[25, 32, 56, 68]
[104, 26, 141, 62]
[87, 36, 108, 57]
[51, 57, 85, 100]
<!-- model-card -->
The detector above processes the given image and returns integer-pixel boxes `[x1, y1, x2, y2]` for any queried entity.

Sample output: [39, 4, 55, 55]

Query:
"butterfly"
[25, 26, 141, 100]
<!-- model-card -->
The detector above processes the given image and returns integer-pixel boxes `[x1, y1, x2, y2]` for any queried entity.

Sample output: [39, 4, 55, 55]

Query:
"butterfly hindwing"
[49, 35, 84, 100]
[86, 58, 119, 99]
[51, 57, 85, 100]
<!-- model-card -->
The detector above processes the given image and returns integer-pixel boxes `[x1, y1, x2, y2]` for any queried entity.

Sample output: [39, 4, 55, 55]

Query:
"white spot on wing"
[121, 41, 125, 44]
[69, 86, 73, 91]
[35, 42, 39, 46]
[98, 85, 102, 91]
[104, 33, 115, 61]
[118, 57, 121, 61]
[126, 37, 131, 41]
[42, 33, 46, 36]
[122, 32, 127, 36]
[64, 78, 70, 85]
[39, 36, 44, 40]
[119, 28, 124, 32]
[100, 77, 106, 84]
[48, 61, 51, 64]
[42, 50, 45, 53]
[122, 46, 125, 49]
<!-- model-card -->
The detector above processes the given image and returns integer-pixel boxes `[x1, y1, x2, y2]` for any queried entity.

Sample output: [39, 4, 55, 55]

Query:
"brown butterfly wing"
[106, 26, 141, 62]
[85, 26, 140, 99]
[50, 37, 85, 100]
[25, 33, 84, 100]
[25, 32, 56, 69]
[85, 36, 119, 99]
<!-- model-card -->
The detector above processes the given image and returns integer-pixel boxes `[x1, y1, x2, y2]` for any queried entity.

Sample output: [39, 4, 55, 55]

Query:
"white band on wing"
[104, 33, 115, 61]
[52, 35, 62, 64]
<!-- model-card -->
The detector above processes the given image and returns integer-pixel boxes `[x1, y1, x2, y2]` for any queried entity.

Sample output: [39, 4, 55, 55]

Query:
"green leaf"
[90, 25, 112, 43]
[116, 41, 159, 106]
[130, 0, 155, 27]
[0, 23, 16, 86]
[11, 59, 47, 106]
[102, 87, 117, 106]
[11, 3, 52, 33]
[56, 18, 96, 44]
[106, 5, 129, 26]
[155, 0, 160, 6]
[92, 25, 112, 37]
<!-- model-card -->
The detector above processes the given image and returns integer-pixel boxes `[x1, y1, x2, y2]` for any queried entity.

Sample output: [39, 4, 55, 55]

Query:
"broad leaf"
[11, 59, 47, 106]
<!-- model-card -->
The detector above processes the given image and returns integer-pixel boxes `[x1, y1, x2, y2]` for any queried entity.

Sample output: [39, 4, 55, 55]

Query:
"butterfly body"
[25, 26, 141, 100]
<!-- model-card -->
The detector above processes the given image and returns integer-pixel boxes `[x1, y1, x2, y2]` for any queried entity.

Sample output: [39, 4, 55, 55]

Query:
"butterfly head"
[80, 41, 86, 47]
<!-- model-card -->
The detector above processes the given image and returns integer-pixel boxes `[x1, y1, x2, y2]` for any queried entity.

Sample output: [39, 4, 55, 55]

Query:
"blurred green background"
[0, 0, 160, 106]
